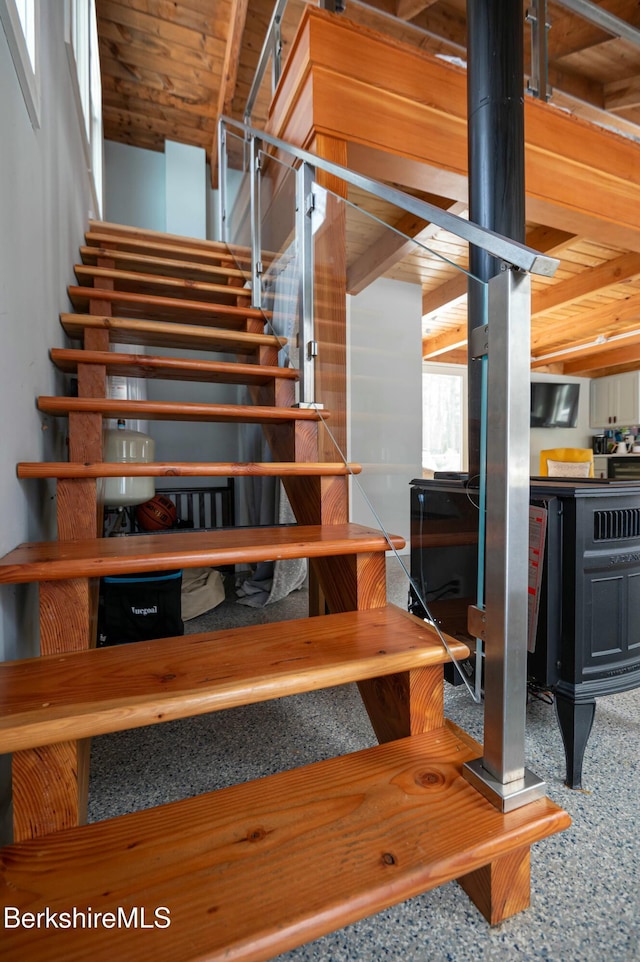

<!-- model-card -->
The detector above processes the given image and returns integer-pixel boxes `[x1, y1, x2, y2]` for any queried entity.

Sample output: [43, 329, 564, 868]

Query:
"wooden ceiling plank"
[102, 91, 212, 131]
[211, 0, 250, 186]
[98, 0, 230, 52]
[97, 17, 220, 73]
[98, 0, 233, 38]
[102, 74, 215, 116]
[100, 53, 215, 101]
[98, 37, 220, 89]
[102, 107, 212, 149]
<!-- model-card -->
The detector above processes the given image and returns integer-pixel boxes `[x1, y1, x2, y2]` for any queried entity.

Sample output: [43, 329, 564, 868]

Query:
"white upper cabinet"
[590, 371, 640, 428]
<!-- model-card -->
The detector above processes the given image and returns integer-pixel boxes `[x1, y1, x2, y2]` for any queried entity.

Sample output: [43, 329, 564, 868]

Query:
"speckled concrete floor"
[88, 563, 640, 962]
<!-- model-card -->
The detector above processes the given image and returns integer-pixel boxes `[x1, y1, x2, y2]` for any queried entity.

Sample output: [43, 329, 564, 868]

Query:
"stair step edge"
[0, 723, 570, 962]
[68, 286, 268, 321]
[60, 314, 284, 352]
[80, 246, 249, 282]
[0, 605, 468, 752]
[37, 397, 324, 424]
[17, 461, 361, 479]
[0, 523, 405, 584]
[50, 348, 298, 384]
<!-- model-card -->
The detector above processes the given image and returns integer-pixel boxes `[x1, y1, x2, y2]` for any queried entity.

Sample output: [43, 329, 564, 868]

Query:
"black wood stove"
[410, 476, 640, 788]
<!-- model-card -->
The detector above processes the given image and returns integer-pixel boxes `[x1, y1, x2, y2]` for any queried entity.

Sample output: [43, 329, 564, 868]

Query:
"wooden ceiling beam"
[531, 291, 640, 354]
[532, 251, 640, 317]
[347, 200, 466, 295]
[421, 227, 575, 322]
[211, 0, 250, 185]
[564, 339, 640, 375]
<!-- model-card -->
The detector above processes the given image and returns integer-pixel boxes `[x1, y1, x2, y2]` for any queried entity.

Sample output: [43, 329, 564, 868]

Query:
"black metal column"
[466, 0, 525, 480]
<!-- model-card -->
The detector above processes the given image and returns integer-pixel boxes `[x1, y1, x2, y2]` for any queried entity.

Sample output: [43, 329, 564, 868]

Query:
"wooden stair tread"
[87, 220, 247, 257]
[74, 265, 253, 304]
[60, 314, 283, 354]
[80, 246, 248, 282]
[0, 723, 571, 962]
[37, 396, 325, 424]
[0, 605, 468, 752]
[17, 461, 362, 479]
[0, 523, 405, 584]
[50, 348, 298, 385]
[85, 230, 249, 268]
[67, 286, 268, 329]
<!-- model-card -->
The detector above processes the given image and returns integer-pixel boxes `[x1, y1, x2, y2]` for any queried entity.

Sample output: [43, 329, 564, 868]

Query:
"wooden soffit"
[269, 7, 640, 254]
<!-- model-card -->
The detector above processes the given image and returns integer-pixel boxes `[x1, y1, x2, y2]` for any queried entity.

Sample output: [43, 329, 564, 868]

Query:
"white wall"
[165, 140, 206, 239]
[529, 372, 592, 475]
[104, 140, 165, 231]
[0, 4, 96, 842]
[347, 278, 423, 553]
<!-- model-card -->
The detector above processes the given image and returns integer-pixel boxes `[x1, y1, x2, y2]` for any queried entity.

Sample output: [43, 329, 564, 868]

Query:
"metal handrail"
[243, 0, 289, 125]
[219, 114, 559, 277]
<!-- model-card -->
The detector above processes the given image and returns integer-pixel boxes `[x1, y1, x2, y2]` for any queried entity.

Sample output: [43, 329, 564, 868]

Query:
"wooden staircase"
[0, 221, 570, 961]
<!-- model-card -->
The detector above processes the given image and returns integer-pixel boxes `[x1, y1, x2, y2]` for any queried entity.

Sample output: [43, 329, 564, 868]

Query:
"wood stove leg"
[458, 845, 531, 924]
[554, 693, 596, 790]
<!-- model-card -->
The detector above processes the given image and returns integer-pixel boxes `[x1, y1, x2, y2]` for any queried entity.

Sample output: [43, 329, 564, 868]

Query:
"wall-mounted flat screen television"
[530, 382, 580, 428]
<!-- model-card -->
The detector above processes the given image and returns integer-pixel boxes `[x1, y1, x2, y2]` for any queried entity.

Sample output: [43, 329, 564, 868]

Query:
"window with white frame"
[422, 363, 468, 473]
[0, 0, 40, 126]
[66, 0, 103, 216]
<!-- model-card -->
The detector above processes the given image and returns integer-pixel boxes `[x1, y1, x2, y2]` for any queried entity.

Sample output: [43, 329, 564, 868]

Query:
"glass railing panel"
[305, 182, 487, 706]
[221, 127, 253, 285]
[258, 149, 299, 374]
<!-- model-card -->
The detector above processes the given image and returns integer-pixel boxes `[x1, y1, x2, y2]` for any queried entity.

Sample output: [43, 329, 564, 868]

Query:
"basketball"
[135, 494, 177, 531]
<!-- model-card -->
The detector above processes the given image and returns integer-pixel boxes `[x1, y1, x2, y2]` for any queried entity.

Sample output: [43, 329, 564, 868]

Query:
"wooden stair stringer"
[0, 723, 572, 962]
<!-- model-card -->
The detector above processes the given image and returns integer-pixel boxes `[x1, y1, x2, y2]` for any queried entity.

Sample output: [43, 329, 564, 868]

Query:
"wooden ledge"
[17, 461, 362, 480]
[0, 605, 467, 752]
[0, 523, 405, 584]
[0, 723, 570, 962]
[74, 266, 252, 303]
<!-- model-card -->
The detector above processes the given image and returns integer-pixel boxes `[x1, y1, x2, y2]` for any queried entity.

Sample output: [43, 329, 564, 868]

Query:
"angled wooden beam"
[396, 0, 440, 21]
[531, 291, 640, 354]
[564, 339, 640, 375]
[211, 0, 249, 186]
[532, 251, 640, 317]
[605, 75, 640, 112]
[422, 226, 574, 319]
[422, 323, 467, 359]
[422, 272, 467, 318]
[348, 201, 466, 295]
